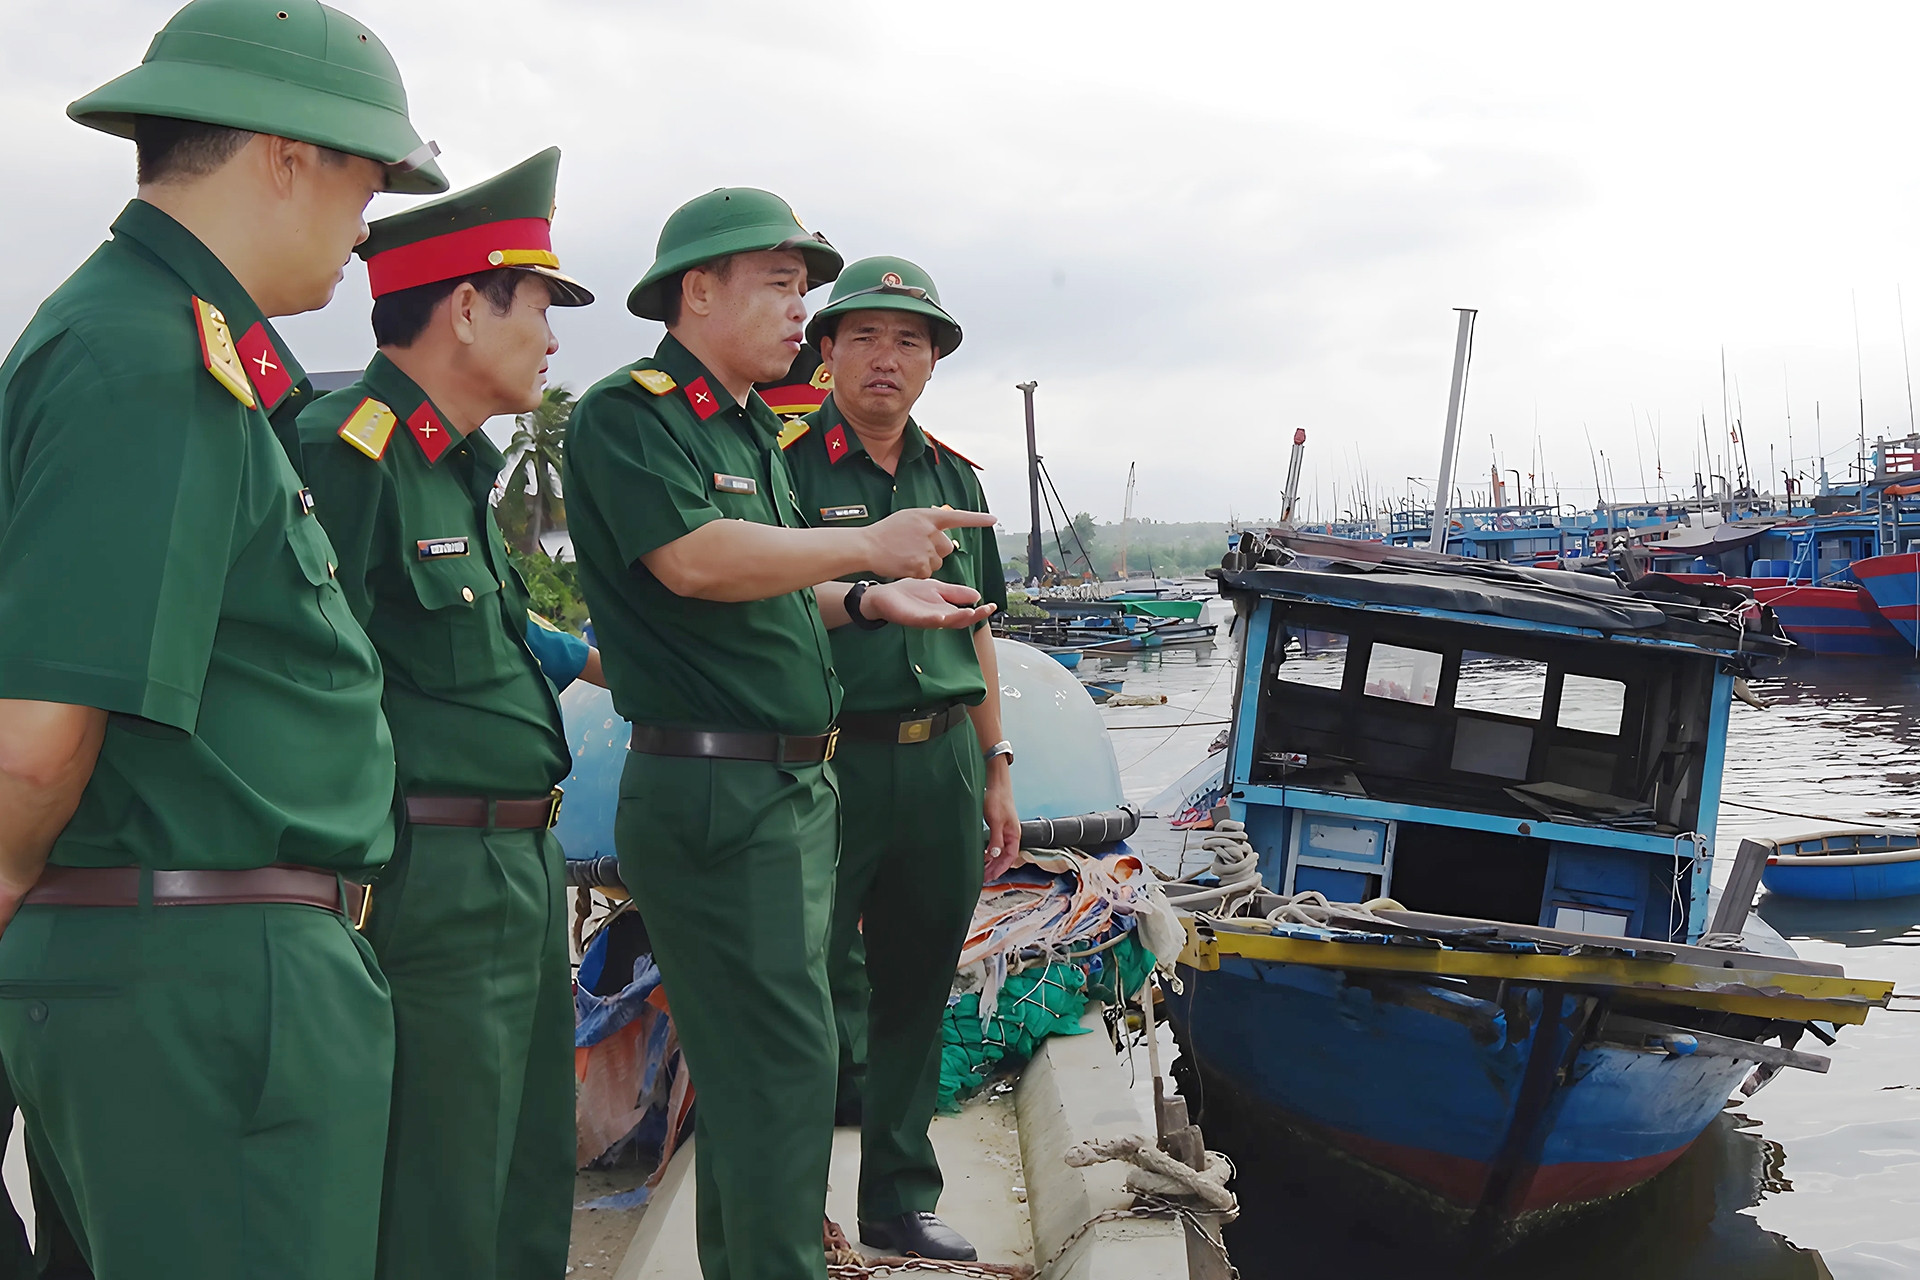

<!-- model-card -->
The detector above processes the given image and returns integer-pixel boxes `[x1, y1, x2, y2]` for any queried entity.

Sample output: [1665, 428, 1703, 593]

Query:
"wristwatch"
[844, 580, 887, 631]
[983, 739, 1015, 766]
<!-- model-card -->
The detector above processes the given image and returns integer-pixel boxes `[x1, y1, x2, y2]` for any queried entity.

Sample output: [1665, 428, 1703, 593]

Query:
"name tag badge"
[417, 537, 470, 560]
[296, 487, 316, 516]
[820, 504, 869, 521]
[713, 473, 757, 496]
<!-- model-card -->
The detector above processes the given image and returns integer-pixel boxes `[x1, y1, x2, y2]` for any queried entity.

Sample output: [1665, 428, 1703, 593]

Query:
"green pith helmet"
[68, 0, 448, 195]
[805, 255, 962, 355]
[358, 147, 594, 306]
[627, 187, 842, 321]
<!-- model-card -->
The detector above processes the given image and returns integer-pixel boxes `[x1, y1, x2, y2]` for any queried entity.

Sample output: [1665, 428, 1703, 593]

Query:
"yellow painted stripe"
[1182, 921, 1893, 1026]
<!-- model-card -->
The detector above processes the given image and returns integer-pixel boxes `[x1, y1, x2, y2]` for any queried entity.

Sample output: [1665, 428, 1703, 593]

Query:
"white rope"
[1158, 820, 1263, 914]
[1060, 1134, 1239, 1219]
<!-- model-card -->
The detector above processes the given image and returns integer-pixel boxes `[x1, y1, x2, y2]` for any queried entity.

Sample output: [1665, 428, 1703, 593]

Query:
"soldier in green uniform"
[0, 2, 445, 1277]
[563, 187, 1000, 1280]
[782, 257, 1017, 1262]
[295, 148, 599, 1280]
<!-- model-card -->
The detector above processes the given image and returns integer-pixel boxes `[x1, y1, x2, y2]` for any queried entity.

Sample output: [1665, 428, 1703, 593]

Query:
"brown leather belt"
[629, 724, 838, 765]
[405, 790, 564, 830]
[836, 703, 969, 746]
[25, 864, 353, 912]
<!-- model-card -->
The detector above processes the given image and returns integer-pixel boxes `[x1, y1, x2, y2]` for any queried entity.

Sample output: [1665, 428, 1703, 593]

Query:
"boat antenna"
[1902, 284, 1917, 437]
[1783, 368, 1794, 505]
[1631, 405, 1648, 500]
[1017, 381, 1043, 585]
[1118, 461, 1136, 582]
[1853, 290, 1867, 447]
[1427, 307, 1477, 552]
[1583, 423, 1604, 511]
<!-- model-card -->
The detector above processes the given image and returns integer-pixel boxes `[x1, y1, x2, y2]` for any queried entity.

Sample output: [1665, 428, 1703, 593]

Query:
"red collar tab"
[234, 322, 293, 409]
[364, 217, 556, 298]
[407, 401, 454, 463]
[684, 376, 721, 421]
[824, 422, 851, 464]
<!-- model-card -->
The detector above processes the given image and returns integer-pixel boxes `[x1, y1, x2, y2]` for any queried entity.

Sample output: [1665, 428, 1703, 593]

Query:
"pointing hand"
[862, 507, 998, 580]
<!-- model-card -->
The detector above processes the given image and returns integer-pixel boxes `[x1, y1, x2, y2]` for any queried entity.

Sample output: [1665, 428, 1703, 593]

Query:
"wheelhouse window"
[1557, 674, 1626, 736]
[1274, 631, 1348, 690]
[1454, 656, 1548, 719]
[1363, 644, 1442, 706]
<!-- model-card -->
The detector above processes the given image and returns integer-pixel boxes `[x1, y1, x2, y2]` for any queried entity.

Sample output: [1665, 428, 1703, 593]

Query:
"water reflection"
[1216, 1111, 1827, 1279]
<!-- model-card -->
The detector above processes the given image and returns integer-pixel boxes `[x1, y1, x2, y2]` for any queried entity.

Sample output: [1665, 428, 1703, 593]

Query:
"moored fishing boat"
[1749, 582, 1909, 657]
[1849, 551, 1920, 653]
[1759, 828, 1920, 901]
[1164, 533, 1897, 1240]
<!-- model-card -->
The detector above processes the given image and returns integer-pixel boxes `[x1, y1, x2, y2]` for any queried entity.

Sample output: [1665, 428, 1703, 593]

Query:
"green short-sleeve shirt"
[563, 335, 840, 735]
[296, 353, 571, 797]
[0, 200, 395, 872]
[783, 395, 1007, 714]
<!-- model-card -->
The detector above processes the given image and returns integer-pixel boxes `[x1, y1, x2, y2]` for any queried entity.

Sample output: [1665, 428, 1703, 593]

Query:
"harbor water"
[1101, 623, 1920, 1279]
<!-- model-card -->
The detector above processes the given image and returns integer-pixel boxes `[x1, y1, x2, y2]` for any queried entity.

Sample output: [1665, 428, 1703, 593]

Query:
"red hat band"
[365, 217, 557, 298]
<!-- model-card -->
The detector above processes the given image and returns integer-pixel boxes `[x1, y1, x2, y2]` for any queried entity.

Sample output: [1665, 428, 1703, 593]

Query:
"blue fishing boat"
[1759, 829, 1920, 901]
[1850, 550, 1920, 652]
[1166, 534, 1895, 1237]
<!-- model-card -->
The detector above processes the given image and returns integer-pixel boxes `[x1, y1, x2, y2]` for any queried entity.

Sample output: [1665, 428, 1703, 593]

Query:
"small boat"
[1749, 582, 1910, 657]
[1040, 644, 1083, 670]
[1080, 676, 1124, 703]
[1759, 829, 1920, 901]
[1165, 531, 1896, 1240]
[1848, 551, 1920, 654]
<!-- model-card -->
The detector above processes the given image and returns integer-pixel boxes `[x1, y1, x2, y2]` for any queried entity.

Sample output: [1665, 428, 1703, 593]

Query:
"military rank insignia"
[820, 504, 868, 521]
[234, 322, 292, 408]
[193, 296, 257, 409]
[824, 423, 850, 464]
[631, 368, 677, 395]
[684, 377, 721, 421]
[810, 363, 833, 390]
[713, 473, 757, 496]
[776, 420, 812, 451]
[338, 398, 398, 460]
[407, 402, 453, 464]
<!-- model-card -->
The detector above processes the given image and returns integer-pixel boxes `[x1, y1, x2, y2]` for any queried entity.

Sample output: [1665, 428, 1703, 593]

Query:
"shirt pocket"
[282, 517, 349, 682]
[402, 555, 511, 691]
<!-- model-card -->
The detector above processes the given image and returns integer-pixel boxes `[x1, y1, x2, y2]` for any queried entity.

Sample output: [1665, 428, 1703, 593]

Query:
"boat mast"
[1119, 461, 1136, 584]
[1281, 428, 1307, 524]
[1427, 308, 1477, 553]
[1018, 381, 1042, 584]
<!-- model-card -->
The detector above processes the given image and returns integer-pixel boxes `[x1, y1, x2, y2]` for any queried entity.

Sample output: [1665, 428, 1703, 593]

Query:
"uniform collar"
[653, 333, 782, 441]
[111, 200, 308, 415]
[816, 392, 926, 467]
[362, 351, 488, 468]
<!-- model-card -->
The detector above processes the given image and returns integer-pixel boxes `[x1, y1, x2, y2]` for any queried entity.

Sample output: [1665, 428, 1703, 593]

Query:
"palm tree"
[502, 386, 574, 554]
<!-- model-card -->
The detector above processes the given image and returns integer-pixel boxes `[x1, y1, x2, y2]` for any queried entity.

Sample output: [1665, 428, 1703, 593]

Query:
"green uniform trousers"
[361, 821, 574, 1280]
[0, 898, 393, 1280]
[828, 724, 985, 1220]
[616, 752, 839, 1280]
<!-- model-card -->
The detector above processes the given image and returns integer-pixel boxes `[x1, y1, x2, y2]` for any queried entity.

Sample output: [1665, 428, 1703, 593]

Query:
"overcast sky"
[9, 1, 1920, 529]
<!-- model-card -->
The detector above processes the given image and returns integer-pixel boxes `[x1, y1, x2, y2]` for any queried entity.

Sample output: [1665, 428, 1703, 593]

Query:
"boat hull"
[1751, 583, 1910, 657]
[1850, 552, 1920, 652]
[1761, 852, 1920, 901]
[1168, 954, 1751, 1226]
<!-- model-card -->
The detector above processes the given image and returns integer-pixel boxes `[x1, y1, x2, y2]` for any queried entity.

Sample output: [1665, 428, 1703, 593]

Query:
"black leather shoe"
[858, 1212, 977, 1261]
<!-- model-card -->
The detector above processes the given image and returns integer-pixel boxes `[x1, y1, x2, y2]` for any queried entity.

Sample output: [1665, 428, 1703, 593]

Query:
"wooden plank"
[1599, 1013, 1830, 1074]
[1707, 839, 1770, 937]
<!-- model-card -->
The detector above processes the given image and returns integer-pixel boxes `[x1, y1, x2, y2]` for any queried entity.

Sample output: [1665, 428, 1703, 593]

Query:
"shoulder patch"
[337, 397, 398, 460]
[776, 419, 812, 451]
[632, 368, 677, 395]
[193, 296, 256, 409]
[924, 431, 982, 470]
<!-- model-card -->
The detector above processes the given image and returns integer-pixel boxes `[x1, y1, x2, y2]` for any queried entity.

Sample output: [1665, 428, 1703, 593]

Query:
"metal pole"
[1281, 428, 1307, 523]
[1427, 309, 1478, 552]
[1018, 381, 1043, 584]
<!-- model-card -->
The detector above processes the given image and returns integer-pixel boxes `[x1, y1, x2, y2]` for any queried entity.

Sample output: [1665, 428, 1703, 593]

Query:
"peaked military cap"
[627, 187, 842, 321]
[805, 255, 961, 355]
[69, 0, 447, 194]
[358, 147, 593, 306]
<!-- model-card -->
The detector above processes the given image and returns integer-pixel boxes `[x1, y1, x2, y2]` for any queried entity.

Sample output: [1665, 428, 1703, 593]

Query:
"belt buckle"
[897, 715, 936, 745]
[824, 727, 840, 762]
[547, 787, 565, 829]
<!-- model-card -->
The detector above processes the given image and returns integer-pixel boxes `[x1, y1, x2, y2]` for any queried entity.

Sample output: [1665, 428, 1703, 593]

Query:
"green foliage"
[1004, 589, 1047, 619]
[510, 548, 589, 633]
[501, 386, 574, 554]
